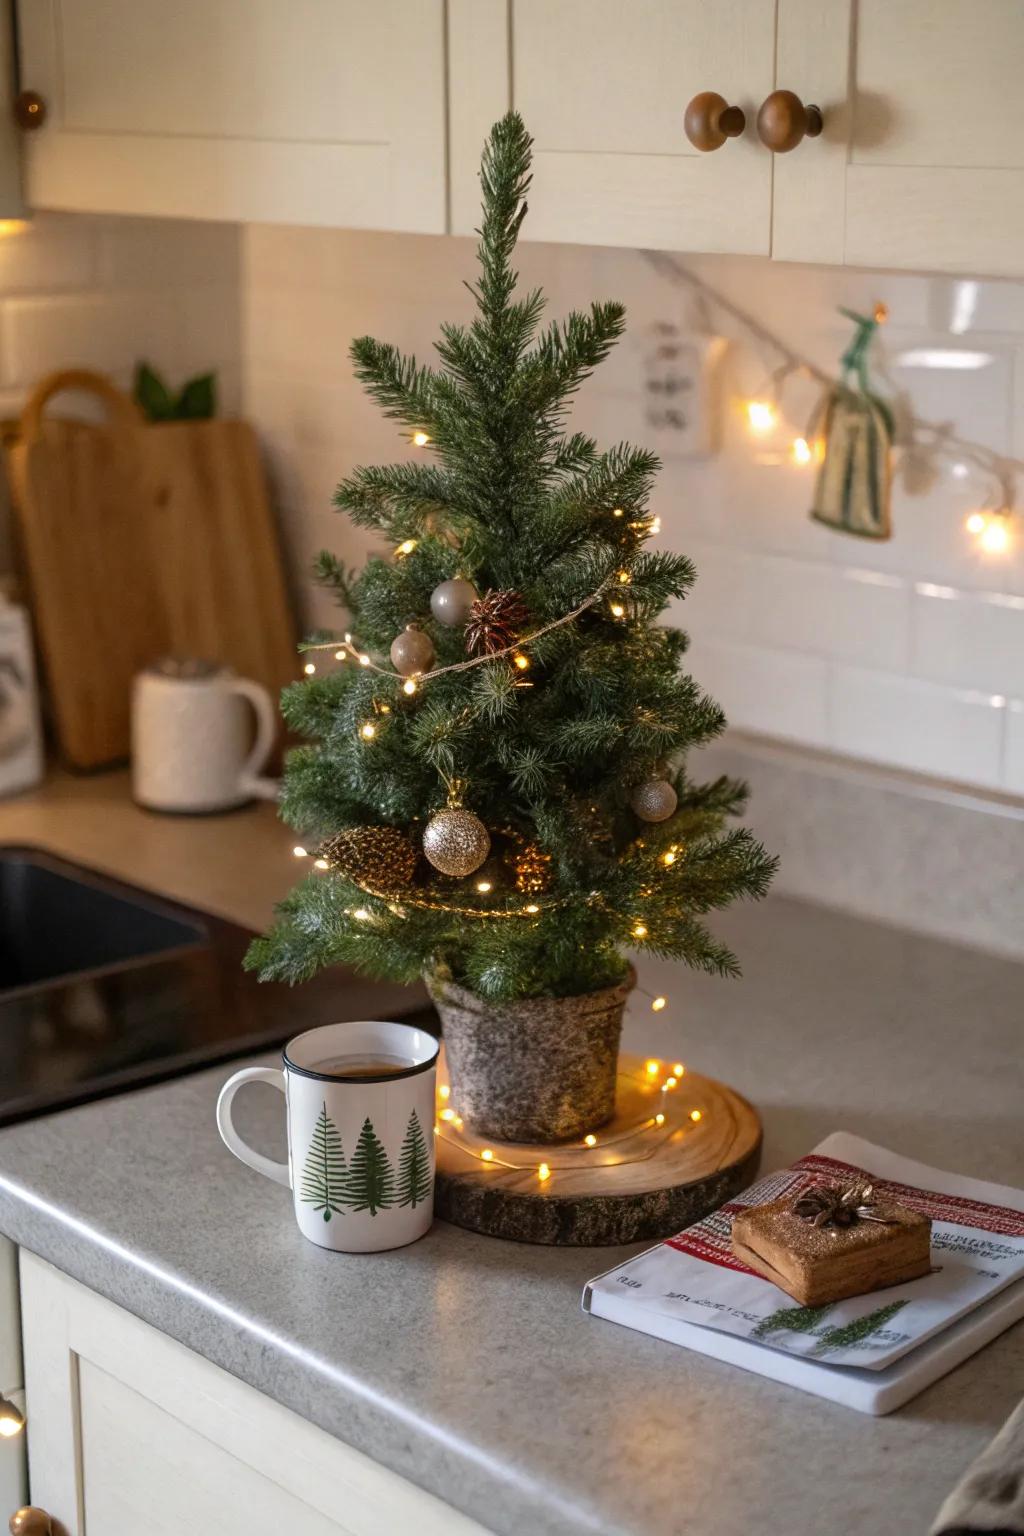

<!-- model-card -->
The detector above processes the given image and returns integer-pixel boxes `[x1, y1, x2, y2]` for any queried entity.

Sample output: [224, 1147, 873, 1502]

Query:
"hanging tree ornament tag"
[810, 306, 894, 540]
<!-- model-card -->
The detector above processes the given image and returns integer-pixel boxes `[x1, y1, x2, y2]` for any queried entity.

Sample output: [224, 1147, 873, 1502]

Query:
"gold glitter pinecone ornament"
[422, 807, 491, 877]
[318, 826, 418, 893]
[465, 589, 529, 656]
[513, 839, 551, 895]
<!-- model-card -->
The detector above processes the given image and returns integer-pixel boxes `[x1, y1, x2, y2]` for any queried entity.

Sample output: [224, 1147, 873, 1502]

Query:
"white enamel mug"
[216, 1021, 439, 1253]
[132, 658, 279, 813]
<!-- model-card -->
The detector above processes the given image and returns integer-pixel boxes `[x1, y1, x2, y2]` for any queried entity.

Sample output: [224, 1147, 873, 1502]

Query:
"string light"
[353, 907, 370, 921]
[617, 570, 631, 584]
[360, 722, 376, 740]
[965, 511, 986, 535]
[359, 653, 371, 667]
[651, 995, 666, 1011]
[304, 662, 316, 675]
[746, 399, 778, 435]
[968, 510, 1013, 554]
[690, 1109, 703, 1123]
[439, 1084, 450, 1100]
[524, 903, 540, 914]
[791, 436, 812, 466]
[475, 878, 493, 893]
[673, 1062, 685, 1076]
[293, 845, 308, 858]
[481, 1148, 494, 1162]
[314, 857, 329, 870]
[412, 430, 431, 447]
[610, 601, 626, 618]
[334, 649, 346, 661]
[403, 678, 418, 695]
[632, 921, 648, 939]
[513, 653, 530, 671]
[612, 507, 624, 518]
[664, 1075, 677, 1089]
[440, 1107, 456, 1122]
[537, 1162, 551, 1182]
[395, 538, 418, 557]
[645, 1059, 660, 1077]
[584, 1133, 598, 1147]
[661, 850, 676, 866]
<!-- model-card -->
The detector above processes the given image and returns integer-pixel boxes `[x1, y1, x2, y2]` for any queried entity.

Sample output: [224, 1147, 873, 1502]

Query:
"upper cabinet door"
[18, 0, 447, 232]
[773, 0, 1024, 275]
[450, 0, 776, 254]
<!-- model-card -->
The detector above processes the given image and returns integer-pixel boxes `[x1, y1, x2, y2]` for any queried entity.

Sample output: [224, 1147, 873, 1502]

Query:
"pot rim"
[425, 961, 636, 1019]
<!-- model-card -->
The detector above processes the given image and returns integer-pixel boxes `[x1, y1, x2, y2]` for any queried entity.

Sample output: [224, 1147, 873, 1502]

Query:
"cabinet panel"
[774, 0, 1024, 274]
[449, 0, 775, 254]
[18, 0, 447, 231]
[20, 1254, 490, 1536]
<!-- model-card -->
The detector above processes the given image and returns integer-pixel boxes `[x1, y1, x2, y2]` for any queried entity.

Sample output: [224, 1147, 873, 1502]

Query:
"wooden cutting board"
[5, 369, 298, 769]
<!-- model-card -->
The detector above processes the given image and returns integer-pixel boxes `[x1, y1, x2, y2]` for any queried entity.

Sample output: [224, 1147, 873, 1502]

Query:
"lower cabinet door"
[18, 1253, 490, 1536]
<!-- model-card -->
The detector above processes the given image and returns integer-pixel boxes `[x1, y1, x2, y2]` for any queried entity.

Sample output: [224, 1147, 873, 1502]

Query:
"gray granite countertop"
[0, 894, 1022, 1536]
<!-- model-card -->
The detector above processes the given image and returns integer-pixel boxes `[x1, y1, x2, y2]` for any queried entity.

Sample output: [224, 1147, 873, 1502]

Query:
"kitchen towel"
[931, 1397, 1024, 1535]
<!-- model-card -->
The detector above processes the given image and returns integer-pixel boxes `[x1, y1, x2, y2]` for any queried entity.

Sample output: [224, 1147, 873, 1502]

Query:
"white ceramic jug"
[132, 659, 279, 813]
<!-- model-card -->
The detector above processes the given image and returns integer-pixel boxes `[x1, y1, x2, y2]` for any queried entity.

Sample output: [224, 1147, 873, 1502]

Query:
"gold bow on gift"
[792, 1181, 898, 1230]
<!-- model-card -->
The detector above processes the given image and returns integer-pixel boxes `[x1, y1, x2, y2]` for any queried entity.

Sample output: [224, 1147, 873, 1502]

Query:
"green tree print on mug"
[397, 1109, 432, 1208]
[346, 1116, 397, 1215]
[300, 1101, 347, 1222]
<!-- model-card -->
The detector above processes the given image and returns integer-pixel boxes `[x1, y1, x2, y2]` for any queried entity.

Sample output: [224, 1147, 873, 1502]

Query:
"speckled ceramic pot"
[425, 967, 634, 1143]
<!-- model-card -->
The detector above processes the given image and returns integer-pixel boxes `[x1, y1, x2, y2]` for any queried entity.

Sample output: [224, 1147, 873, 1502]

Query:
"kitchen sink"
[0, 848, 206, 992]
[0, 846, 432, 1126]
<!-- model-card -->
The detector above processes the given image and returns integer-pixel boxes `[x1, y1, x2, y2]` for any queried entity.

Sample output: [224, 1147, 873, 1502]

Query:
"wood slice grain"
[433, 1049, 761, 1246]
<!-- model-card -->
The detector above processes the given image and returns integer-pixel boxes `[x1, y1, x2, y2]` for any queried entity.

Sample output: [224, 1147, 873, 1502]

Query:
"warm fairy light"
[746, 399, 777, 434]
[379, 704, 391, 715]
[538, 1162, 551, 1182]
[345, 632, 352, 643]
[412, 430, 431, 447]
[403, 678, 418, 695]
[304, 662, 316, 675]
[524, 903, 540, 914]
[673, 1062, 685, 1076]
[440, 1107, 456, 1122]
[651, 995, 666, 1011]
[481, 1149, 494, 1162]
[334, 650, 346, 661]
[314, 857, 329, 870]
[360, 722, 377, 739]
[359, 653, 371, 667]
[661, 851, 676, 866]
[475, 879, 493, 893]
[632, 922, 648, 938]
[610, 602, 626, 618]
[293, 845, 308, 858]
[612, 507, 624, 518]
[791, 436, 813, 466]
[617, 570, 631, 584]
[454, 1116, 463, 1129]
[980, 514, 1011, 554]
[439, 1084, 451, 1100]
[584, 1133, 597, 1147]
[396, 538, 418, 556]
[690, 1108, 703, 1123]
[965, 511, 986, 535]
[513, 653, 530, 671]
[353, 907, 370, 920]
[645, 1059, 660, 1077]
[650, 516, 661, 534]
[655, 1112, 666, 1126]
[665, 1075, 678, 1089]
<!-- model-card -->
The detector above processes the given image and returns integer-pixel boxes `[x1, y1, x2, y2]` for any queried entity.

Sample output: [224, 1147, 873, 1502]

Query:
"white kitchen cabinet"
[18, 1252, 489, 1536]
[449, 0, 776, 254]
[772, 0, 1024, 274]
[17, 0, 447, 232]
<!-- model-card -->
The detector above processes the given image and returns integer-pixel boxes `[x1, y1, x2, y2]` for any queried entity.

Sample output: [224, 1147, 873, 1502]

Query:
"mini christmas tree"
[346, 1117, 396, 1216]
[397, 1109, 432, 1209]
[299, 1102, 347, 1222]
[247, 112, 775, 1008]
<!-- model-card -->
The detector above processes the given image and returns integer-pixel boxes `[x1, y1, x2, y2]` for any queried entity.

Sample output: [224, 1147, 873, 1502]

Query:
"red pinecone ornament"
[465, 589, 529, 655]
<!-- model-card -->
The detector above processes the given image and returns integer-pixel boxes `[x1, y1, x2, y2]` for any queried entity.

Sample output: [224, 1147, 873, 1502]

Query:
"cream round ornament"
[629, 777, 678, 824]
[390, 623, 435, 677]
[430, 577, 478, 628]
[422, 807, 491, 877]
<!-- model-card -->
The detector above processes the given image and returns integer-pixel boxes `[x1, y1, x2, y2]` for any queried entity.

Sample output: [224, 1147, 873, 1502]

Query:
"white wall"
[243, 225, 1024, 799]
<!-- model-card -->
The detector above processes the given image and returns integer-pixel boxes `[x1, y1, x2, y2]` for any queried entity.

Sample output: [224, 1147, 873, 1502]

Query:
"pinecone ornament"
[318, 826, 418, 893]
[465, 589, 529, 656]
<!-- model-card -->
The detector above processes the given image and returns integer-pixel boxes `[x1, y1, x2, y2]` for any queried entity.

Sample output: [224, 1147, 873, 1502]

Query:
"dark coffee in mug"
[311, 1052, 413, 1079]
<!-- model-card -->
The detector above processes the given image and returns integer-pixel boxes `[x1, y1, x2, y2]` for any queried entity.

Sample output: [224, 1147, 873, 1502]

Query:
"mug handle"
[216, 1067, 291, 1187]
[229, 677, 280, 802]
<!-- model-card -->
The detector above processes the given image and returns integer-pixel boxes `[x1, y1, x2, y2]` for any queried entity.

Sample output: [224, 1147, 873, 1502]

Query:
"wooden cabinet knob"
[683, 92, 746, 152]
[13, 91, 47, 130]
[9, 1509, 53, 1536]
[755, 90, 822, 152]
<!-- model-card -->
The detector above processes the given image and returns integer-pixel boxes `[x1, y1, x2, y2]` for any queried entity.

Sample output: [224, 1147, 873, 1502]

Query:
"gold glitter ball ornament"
[318, 826, 418, 893]
[422, 808, 491, 877]
[629, 778, 678, 823]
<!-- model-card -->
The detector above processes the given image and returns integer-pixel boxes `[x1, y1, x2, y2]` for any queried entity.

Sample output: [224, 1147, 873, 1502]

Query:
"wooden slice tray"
[433, 1049, 761, 1246]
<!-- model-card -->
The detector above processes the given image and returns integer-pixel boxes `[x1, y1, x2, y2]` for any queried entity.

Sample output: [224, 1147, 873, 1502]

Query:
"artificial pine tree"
[247, 112, 775, 1010]
[299, 1102, 347, 1222]
[346, 1117, 396, 1215]
[397, 1109, 432, 1209]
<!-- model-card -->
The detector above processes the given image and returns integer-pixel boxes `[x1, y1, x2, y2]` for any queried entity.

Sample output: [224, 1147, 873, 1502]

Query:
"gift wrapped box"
[731, 1183, 932, 1307]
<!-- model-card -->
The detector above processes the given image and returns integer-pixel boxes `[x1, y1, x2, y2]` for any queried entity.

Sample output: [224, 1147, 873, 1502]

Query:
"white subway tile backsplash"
[242, 225, 1024, 797]
[832, 666, 1005, 788]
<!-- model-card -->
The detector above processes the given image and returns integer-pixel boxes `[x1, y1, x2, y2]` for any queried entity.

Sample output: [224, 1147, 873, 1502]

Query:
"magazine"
[583, 1133, 1024, 1413]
